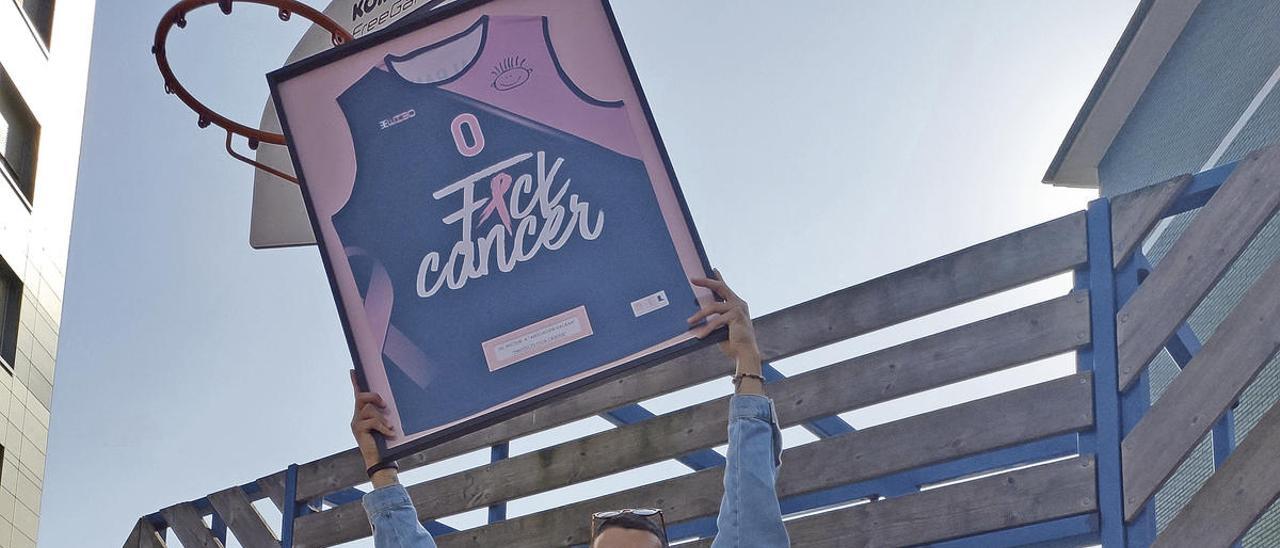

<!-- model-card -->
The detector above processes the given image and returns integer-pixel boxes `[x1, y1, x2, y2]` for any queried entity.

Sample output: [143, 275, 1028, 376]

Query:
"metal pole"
[282, 464, 299, 548]
[488, 443, 510, 523]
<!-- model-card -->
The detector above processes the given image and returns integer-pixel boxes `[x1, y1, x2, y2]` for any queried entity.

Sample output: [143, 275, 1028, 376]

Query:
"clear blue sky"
[39, 1, 1136, 546]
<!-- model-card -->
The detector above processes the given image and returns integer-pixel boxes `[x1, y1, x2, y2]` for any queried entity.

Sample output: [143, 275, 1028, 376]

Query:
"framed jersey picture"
[268, 0, 719, 460]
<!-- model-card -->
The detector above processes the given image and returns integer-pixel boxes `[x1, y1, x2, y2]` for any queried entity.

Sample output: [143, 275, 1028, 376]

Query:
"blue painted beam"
[929, 513, 1099, 548]
[1145, 268, 1239, 548]
[144, 513, 166, 533]
[425, 521, 460, 536]
[1163, 317, 1238, 472]
[1128, 248, 1239, 472]
[1166, 160, 1236, 216]
[1120, 370, 1158, 545]
[488, 443, 510, 523]
[1112, 251, 1159, 546]
[211, 510, 227, 543]
[282, 464, 299, 548]
[762, 364, 856, 438]
[1084, 199, 1126, 547]
[1111, 236, 1250, 548]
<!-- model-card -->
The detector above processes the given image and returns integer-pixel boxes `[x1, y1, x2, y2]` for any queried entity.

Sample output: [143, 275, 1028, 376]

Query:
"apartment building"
[0, 1, 96, 546]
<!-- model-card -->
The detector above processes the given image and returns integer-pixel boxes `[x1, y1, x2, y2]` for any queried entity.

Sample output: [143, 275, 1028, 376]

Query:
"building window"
[0, 258, 20, 371]
[0, 66, 40, 206]
[18, 0, 55, 46]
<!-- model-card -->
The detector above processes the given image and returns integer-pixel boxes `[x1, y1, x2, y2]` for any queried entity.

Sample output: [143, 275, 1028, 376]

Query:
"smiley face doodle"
[491, 56, 532, 91]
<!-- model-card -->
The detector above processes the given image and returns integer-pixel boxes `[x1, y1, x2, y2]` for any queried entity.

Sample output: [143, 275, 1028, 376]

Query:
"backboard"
[248, 0, 448, 248]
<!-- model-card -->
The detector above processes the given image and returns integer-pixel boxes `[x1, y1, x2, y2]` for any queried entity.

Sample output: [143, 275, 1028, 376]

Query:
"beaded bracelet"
[732, 372, 766, 387]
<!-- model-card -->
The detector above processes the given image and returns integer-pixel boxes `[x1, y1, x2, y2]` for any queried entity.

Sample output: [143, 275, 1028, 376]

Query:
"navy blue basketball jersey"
[332, 15, 697, 437]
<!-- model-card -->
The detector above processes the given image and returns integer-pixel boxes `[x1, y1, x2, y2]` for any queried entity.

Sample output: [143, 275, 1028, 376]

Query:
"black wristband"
[732, 372, 766, 386]
[367, 460, 400, 478]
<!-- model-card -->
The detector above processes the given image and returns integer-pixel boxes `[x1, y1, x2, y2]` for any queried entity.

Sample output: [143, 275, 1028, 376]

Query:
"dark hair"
[593, 513, 667, 546]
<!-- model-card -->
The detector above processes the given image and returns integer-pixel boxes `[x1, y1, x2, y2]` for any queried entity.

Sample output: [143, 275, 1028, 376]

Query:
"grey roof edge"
[1042, 0, 1200, 188]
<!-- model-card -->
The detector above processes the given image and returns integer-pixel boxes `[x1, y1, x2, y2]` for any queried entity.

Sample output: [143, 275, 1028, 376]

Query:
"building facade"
[1045, 1, 1280, 545]
[0, 0, 95, 546]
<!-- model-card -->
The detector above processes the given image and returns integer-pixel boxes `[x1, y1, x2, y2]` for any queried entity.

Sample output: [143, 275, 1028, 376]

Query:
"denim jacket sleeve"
[712, 394, 790, 547]
[363, 482, 439, 548]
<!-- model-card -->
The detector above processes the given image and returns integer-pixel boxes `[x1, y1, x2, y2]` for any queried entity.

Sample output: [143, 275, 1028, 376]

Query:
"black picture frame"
[268, 0, 723, 463]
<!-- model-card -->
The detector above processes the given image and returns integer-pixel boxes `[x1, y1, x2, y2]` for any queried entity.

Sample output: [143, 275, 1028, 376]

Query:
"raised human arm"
[350, 371, 439, 548]
[689, 273, 790, 547]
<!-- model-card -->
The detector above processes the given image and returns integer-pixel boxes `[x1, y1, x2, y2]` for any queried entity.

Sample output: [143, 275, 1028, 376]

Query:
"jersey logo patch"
[379, 109, 416, 130]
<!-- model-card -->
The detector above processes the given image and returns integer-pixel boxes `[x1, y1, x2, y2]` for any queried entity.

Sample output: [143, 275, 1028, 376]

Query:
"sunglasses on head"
[590, 508, 668, 546]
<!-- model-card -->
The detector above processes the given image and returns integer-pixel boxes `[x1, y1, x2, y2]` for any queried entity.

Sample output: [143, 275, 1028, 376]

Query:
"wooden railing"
[123, 143, 1280, 548]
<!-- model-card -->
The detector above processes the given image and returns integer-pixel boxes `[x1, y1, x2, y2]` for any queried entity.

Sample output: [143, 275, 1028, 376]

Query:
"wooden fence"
[123, 144, 1280, 547]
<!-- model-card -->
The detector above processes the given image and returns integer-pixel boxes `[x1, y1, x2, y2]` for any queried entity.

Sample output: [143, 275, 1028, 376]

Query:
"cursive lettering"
[417, 151, 604, 298]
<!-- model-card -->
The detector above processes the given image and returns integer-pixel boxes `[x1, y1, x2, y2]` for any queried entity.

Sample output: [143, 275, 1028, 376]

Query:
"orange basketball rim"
[151, 0, 354, 183]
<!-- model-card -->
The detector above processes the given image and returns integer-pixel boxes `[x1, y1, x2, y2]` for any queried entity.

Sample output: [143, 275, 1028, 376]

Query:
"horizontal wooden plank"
[208, 486, 279, 548]
[687, 457, 1097, 548]
[291, 293, 1090, 546]
[1152, 401, 1280, 548]
[1110, 174, 1192, 267]
[159, 503, 223, 548]
[1117, 144, 1280, 390]
[400, 373, 1094, 548]
[750, 211, 1087, 369]
[405, 293, 1088, 514]
[291, 211, 1088, 501]
[1122, 258, 1280, 520]
[292, 347, 733, 502]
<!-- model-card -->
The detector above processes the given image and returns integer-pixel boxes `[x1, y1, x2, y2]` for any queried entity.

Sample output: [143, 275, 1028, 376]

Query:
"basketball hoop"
[152, 0, 354, 184]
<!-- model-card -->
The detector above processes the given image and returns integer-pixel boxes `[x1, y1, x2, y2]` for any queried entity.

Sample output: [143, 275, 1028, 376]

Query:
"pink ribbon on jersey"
[344, 246, 433, 391]
[477, 172, 514, 234]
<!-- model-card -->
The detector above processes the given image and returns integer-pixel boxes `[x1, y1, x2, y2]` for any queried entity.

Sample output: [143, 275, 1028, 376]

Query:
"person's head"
[591, 510, 667, 548]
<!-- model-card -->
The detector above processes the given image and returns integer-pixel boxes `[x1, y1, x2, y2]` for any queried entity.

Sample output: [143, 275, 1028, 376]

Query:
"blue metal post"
[1162, 317, 1238, 471]
[1115, 255, 1156, 546]
[1084, 199, 1126, 547]
[211, 510, 227, 543]
[282, 464, 299, 548]
[1211, 412, 1238, 471]
[488, 442, 510, 523]
[1150, 267, 1240, 548]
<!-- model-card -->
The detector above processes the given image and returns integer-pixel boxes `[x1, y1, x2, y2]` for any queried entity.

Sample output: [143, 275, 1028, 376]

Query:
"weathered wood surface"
[291, 293, 1091, 546]
[1121, 258, 1280, 520]
[1109, 174, 1192, 267]
[1117, 145, 1280, 390]
[684, 456, 1097, 548]
[208, 486, 280, 548]
[159, 503, 223, 548]
[124, 519, 168, 548]
[1152, 401, 1280, 548]
[255, 474, 286, 512]
[750, 212, 1086, 363]
[289, 212, 1088, 501]
[408, 373, 1094, 548]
